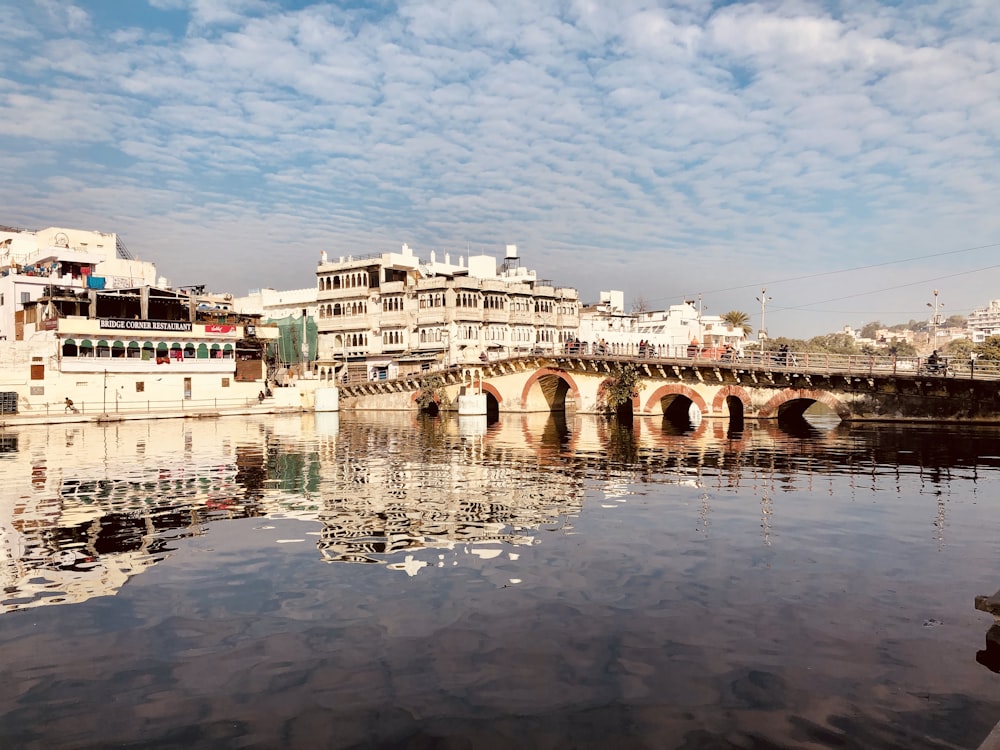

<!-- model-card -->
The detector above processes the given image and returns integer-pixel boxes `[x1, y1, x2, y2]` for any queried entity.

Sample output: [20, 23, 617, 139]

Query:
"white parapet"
[458, 392, 487, 416]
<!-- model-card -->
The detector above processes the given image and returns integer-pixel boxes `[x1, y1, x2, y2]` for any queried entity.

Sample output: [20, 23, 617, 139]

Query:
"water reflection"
[1, 412, 998, 615]
[1, 413, 1000, 748]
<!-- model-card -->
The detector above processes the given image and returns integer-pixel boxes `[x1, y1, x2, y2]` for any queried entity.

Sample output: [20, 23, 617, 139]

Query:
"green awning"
[156, 342, 168, 351]
[97, 340, 108, 347]
[80, 340, 93, 348]
[223, 344, 233, 351]
[112, 341, 125, 348]
[127, 342, 140, 349]
[142, 341, 154, 349]
[63, 339, 76, 346]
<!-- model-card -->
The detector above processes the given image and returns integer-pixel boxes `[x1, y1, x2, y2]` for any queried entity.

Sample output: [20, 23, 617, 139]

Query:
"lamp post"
[755, 289, 772, 353]
[926, 289, 942, 351]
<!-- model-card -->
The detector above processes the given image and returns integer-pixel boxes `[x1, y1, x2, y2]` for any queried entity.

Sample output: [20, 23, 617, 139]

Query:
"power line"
[647, 241, 1000, 304]
[772, 262, 1000, 312]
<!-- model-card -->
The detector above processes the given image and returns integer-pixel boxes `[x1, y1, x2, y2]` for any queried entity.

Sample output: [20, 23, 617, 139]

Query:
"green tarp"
[264, 315, 318, 365]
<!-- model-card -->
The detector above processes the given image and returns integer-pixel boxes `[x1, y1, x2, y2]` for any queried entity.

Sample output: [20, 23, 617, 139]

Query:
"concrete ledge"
[0, 404, 305, 427]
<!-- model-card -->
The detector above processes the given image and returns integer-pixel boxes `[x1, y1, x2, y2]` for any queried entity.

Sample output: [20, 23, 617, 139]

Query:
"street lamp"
[755, 289, 772, 352]
[926, 289, 943, 351]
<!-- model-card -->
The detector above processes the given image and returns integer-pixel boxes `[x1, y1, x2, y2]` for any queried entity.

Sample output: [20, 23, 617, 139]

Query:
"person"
[258, 391, 265, 403]
[927, 349, 940, 373]
[64, 397, 74, 413]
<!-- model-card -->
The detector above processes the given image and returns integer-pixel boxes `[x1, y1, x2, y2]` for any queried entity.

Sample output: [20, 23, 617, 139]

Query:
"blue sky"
[1, 0, 998, 338]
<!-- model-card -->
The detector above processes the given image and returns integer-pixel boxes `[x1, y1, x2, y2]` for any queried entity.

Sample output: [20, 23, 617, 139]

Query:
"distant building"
[578, 291, 747, 357]
[314, 244, 579, 381]
[968, 300, 1000, 344]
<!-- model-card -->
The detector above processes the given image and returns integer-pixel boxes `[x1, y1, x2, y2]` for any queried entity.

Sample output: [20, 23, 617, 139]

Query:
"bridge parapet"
[336, 351, 1000, 422]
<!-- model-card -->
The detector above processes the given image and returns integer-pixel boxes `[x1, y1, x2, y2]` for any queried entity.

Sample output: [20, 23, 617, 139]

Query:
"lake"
[0, 411, 998, 749]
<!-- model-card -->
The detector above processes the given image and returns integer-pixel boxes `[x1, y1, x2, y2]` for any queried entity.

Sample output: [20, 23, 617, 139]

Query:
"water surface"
[0, 412, 998, 748]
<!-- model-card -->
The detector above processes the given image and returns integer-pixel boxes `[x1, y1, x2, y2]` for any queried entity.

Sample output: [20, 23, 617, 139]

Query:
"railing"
[556, 346, 1000, 381]
[333, 346, 1000, 388]
[21, 396, 262, 417]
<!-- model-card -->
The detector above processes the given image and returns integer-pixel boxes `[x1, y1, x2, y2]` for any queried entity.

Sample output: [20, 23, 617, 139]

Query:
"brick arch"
[757, 388, 851, 420]
[712, 385, 751, 416]
[643, 383, 709, 416]
[520, 368, 581, 410]
[480, 382, 503, 405]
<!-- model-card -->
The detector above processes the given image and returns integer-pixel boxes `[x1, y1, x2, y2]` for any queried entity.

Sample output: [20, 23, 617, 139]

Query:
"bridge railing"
[337, 347, 1000, 387]
[558, 345, 1000, 381]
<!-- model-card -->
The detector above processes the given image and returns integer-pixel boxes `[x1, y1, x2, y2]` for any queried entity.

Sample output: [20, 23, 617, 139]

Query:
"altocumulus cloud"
[1, 0, 998, 336]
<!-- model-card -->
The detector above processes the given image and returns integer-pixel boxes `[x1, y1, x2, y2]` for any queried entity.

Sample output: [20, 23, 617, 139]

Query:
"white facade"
[578, 292, 747, 357]
[968, 300, 1000, 343]
[0, 226, 157, 341]
[233, 287, 318, 320]
[315, 243, 579, 379]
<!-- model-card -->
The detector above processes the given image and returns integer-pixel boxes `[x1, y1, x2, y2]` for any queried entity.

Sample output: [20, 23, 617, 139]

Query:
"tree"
[944, 338, 974, 358]
[414, 374, 451, 412]
[886, 337, 918, 357]
[596, 362, 642, 418]
[721, 310, 752, 336]
[807, 333, 861, 355]
[860, 321, 882, 340]
[943, 314, 967, 329]
[976, 336, 1000, 362]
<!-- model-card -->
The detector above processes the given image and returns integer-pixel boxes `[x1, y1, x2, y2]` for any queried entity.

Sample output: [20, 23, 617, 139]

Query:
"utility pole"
[926, 289, 942, 351]
[755, 289, 772, 351]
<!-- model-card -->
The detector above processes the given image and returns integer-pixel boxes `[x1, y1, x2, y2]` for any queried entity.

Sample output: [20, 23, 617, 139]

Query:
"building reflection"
[1, 412, 997, 613]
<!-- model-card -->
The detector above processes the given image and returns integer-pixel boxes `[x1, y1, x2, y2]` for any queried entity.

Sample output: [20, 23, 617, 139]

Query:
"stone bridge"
[336, 353, 1000, 425]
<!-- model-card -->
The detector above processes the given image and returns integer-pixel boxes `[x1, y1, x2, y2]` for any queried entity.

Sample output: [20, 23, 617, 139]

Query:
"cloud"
[0, 0, 998, 336]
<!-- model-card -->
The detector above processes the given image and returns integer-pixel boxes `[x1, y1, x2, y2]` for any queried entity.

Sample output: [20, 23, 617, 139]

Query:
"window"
[221, 378, 230, 387]
[135, 382, 145, 393]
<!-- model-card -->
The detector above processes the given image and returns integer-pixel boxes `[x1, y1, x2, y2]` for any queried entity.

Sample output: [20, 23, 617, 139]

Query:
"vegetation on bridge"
[414, 374, 452, 413]
[597, 362, 643, 419]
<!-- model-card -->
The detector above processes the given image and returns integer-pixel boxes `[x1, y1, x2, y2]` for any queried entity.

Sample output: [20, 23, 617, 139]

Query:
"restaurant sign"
[99, 318, 193, 332]
[204, 324, 237, 334]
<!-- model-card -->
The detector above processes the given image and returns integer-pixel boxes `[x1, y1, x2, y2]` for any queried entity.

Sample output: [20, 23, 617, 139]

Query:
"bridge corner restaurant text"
[99, 318, 193, 332]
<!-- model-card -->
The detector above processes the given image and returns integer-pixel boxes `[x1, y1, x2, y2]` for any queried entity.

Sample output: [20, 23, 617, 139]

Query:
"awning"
[112, 341, 125, 348]
[97, 340, 108, 348]
[127, 342, 140, 349]
[63, 339, 76, 346]
[156, 342, 168, 351]
[80, 339, 93, 348]
[142, 341, 154, 349]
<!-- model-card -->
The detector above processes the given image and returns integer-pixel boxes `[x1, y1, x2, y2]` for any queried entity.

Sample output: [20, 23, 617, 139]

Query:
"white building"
[968, 300, 1000, 344]
[314, 243, 580, 381]
[232, 286, 318, 320]
[0, 226, 158, 341]
[578, 291, 747, 357]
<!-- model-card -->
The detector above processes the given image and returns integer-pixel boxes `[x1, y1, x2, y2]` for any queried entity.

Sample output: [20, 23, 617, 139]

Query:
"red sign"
[204, 324, 236, 334]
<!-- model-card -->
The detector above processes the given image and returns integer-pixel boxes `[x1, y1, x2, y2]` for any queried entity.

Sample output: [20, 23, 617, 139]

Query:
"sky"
[1, 0, 998, 339]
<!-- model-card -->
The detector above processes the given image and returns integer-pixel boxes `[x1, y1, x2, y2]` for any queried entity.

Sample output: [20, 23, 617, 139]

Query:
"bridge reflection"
[1, 412, 997, 612]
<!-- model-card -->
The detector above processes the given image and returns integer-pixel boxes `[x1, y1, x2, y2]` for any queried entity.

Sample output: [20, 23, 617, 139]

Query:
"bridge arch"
[644, 384, 709, 418]
[520, 368, 581, 412]
[480, 382, 502, 421]
[757, 388, 851, 421]
[711, 385, 751, 417]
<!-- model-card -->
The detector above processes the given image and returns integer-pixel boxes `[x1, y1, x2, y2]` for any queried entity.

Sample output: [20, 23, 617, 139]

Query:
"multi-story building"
[968, 300, 1000, 344]
[578, 290, 747, 357]
[0, 225, 159, 341]
[315, 243, 580, 380]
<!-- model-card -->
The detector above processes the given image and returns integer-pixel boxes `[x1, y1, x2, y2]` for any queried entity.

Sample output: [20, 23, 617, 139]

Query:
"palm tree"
[721, 310, 753, 336]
